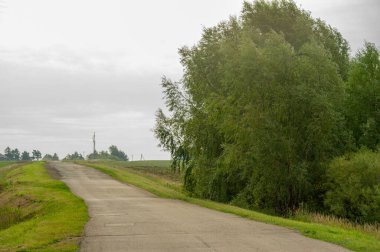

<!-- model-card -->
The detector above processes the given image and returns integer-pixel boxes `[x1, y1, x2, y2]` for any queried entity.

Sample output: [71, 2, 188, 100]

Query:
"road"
[48, 162, 349, 252]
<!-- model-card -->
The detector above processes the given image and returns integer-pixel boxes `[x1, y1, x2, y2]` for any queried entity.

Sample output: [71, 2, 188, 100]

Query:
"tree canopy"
[155, 0, 379, 216]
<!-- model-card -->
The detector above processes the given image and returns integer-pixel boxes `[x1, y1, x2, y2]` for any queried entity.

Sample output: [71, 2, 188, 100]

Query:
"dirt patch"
[45, 162, 62, 180]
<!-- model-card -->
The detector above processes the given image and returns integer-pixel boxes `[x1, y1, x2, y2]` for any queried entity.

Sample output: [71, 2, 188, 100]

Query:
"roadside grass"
[0, 162, 88, 252]
[76, 160, 380, 252]
[294, 209, 380, 240]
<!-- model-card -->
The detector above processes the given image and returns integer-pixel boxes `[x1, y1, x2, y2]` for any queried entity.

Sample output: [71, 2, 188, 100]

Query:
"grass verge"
[0, 162, 88, 252]
[76, 160, 380, 252]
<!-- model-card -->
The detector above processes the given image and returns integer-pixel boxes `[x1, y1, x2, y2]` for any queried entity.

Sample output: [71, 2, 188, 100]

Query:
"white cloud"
[0, 0, 379, 159]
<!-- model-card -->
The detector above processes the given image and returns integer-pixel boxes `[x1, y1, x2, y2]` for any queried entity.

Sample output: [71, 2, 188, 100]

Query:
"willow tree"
[345, 43, 380, 150]
[155, 0, 350, 213]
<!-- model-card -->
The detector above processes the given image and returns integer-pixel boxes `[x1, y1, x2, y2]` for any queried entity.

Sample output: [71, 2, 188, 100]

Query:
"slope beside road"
[48, 161, 349, 252]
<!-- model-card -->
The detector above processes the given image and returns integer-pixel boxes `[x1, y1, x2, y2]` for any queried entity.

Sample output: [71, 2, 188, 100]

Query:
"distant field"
[0, 161, 15, 169]
[0, 162, 88, 251]
[77, 160, 380, 252]
[83, 159, 179, 181]
[124, 160, 171, 168]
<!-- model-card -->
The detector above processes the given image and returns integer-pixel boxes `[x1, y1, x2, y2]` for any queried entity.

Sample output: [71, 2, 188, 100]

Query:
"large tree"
[155, 0, 350, 212]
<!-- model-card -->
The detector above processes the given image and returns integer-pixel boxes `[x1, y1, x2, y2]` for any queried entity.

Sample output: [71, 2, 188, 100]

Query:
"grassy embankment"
[0, 162, 88, 252]
[76, 159, 380, 252]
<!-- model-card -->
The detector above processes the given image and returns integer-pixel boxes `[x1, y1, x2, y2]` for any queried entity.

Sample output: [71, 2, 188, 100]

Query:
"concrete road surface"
[47, 162, 349, 252]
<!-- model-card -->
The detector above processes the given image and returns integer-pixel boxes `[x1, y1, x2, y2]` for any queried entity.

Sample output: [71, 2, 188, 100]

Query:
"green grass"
[0, 162, 88, 252]
[83, 159, 179, 181]
[123, 160, 171, 168]
[0, 161, 15, 169]
[76, 160, 380, 252]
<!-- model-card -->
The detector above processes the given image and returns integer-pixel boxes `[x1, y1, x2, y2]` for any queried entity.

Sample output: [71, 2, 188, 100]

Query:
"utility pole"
[92, 132, 96, 154]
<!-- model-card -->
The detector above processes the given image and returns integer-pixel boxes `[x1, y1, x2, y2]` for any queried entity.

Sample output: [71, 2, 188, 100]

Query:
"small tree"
[63, 152, 84, 160]
[21, 151, 32, 161]
[4, 147, 12, 160]
[32, 150, 42, 161]
[109, 145, 128, 161]
[11, 148, 20, 161]
[43, 153, 60, 161]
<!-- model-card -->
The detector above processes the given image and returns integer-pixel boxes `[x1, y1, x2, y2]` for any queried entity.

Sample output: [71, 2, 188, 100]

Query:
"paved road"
[48, 162, 349, 252]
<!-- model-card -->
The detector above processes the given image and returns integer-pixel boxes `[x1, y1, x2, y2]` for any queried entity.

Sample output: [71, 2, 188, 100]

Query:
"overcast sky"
[0, 0, 379, 160]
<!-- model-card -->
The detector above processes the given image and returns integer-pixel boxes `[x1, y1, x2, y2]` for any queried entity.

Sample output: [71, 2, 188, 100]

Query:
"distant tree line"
[87, 145, 128, 161]
[42, 153, 60, 161]
[63, 145, 128, 161]
[0, 147, 46, 161]
[155, 0, 380, 223]
[63, 152, 84, 161]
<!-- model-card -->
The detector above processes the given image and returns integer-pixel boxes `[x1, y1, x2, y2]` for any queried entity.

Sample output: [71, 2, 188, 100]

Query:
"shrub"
[325, 149, 380, 223]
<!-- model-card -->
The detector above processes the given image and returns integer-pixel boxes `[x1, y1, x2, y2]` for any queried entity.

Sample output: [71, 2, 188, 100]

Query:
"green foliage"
[155, 0, 351, 213]
[32, 149, 42, 161]
[108, 145, 128, 161]
[345, 42, 380, 150]
[63, 151, 84, 160]
[43, 153, 60, 161]
[154, 78, 190, 173]
[4, 147, 12, 160]
[325, 150, 380, 223]
[87, 145, 129, 161]
[4, 147, 20, 161]
[21, 151, 32, 161]
[3, 147, 44, 161]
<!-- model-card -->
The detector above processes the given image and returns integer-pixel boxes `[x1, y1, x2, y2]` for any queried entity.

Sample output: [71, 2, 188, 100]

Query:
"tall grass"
[294, 208, 380, 240]
[0, 207, 23, 230]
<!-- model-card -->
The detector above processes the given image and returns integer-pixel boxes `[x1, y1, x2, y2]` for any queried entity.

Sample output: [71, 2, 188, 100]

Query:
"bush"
[325, 149, 380, 223]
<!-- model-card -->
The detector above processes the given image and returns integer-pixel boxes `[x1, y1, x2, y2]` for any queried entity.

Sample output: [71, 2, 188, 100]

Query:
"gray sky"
[0, 0, 379, 160]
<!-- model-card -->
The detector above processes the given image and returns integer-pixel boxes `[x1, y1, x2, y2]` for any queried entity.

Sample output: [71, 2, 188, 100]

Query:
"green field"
[0, 162, 88, 252]
[76, 160, 380, 252]
[83, 159, 179, 181]
[0, 161, 15, 169]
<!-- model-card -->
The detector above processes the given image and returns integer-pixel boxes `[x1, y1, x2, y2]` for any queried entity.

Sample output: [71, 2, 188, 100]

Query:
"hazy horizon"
[1, 0, 379, 160]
